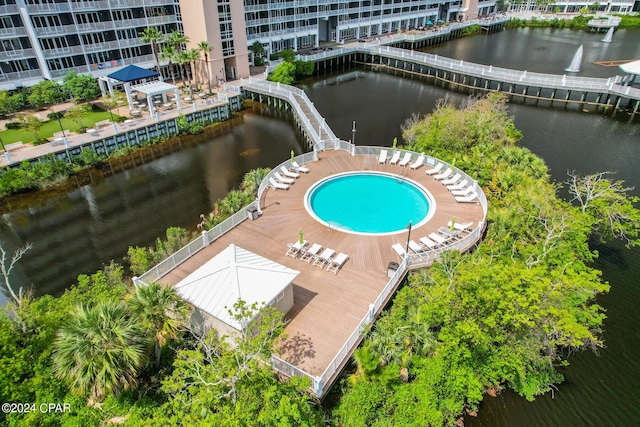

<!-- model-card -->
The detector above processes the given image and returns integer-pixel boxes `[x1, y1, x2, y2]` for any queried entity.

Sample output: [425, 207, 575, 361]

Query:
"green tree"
[156, 301, 323, 425]
[167, 30, 189, 86]
[139, 27, 164, 77]
[279, 49, 296, 62]
[0, 90, 25, 120]
[250, 41, 265, 58]
[566, 170, 640, 246]
[64, 103, 91, 130]
[17, 114, 44, 142]
[579, 5, 589, 13]
[241, 167, 271, 195]
[52, 300, 149, 400]
[294, 60, 315, 78]
[62, 72, 101, 103]
[159, 45, 178, 85]
[27, 79, 66, 111]
[126, 282, 191, 368]
[101, 91, 127, 116]
[268, 62, 296, 85]
[184, 48, 200, 92]
[198, 40, 214, 95]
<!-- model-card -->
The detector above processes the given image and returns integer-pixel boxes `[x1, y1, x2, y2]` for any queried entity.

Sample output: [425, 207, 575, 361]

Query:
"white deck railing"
[136, 204, 254, 285]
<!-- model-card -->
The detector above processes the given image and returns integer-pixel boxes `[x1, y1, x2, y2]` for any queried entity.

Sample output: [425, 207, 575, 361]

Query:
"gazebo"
[619, 60, 640, 87]
[175, 243, 298, 337]
[98, 65, 181, 115]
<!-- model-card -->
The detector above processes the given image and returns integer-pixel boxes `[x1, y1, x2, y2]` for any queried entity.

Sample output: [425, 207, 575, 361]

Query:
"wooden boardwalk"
[160, 150, 484, 376]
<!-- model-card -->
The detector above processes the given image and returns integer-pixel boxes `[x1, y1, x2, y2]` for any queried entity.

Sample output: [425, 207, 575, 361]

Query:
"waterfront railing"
[295, 36, 639, 102]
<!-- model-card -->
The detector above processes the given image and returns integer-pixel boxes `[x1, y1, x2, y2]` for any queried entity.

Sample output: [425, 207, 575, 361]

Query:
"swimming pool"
[305, 172, 434, 235]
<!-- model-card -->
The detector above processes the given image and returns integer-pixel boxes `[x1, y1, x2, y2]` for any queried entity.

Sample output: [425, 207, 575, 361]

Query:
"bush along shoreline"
[507, 13, 640, 29]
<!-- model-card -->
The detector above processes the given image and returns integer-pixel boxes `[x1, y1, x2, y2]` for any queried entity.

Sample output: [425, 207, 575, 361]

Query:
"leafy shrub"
[254, 57, 264, 66]
[47, 111, 64, 121]
[5, 122, 21, 130]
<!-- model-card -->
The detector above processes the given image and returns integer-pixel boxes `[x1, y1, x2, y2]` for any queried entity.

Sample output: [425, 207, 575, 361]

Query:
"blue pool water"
[307, 173, 431, 234]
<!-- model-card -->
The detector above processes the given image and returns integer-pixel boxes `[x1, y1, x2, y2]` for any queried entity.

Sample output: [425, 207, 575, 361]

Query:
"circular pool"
[305, 172, 434, 235]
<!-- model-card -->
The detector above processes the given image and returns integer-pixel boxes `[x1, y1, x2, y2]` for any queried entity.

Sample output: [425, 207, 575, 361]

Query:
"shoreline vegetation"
[506, 12, 640, 29]
[0, 112, 223, 200]
[2, 94, 639, 426]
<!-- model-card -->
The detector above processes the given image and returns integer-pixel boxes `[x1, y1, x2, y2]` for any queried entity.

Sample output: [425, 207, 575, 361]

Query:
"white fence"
[136, 203, 254, 285]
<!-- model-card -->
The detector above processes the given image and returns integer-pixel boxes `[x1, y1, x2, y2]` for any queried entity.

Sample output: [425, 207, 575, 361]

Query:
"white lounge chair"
[286, 240, 308, 258]
[300, 243, 322, 263]
[389, 151, 401, 164]
[313, 248, 335, 268]
[378, 149, 388, 164]
[280, 166, 299, 179]
[428, 232, 449, 246]
[392, 243, 407, 258]
[409, 154, 425, 170]
[451, 187, 474, 196]
[398, 153, 412, 167]
[326, 252, 349, 274]
[269, 177, 289, 191]
[425, 162, 444, 176]
[419, 236, 438, 250]
[455, 192, 478, 203]
[447, 221, 474, 232]
[291, 160, 309, 173]
[274, 172, 295, 185]
[441, 173, 462, 186]
[447, 179, 468, 191]
[433, 168, 453, 181]
[408, 240, 427, 258]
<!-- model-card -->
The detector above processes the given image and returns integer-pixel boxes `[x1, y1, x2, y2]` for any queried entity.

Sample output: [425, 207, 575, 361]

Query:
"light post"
[405, 220, 412, 255]
[107, 103, 117, 133]
[351, 120, 356, 145]
[0, 137, 12, 164]
[54, 112, 69, 148]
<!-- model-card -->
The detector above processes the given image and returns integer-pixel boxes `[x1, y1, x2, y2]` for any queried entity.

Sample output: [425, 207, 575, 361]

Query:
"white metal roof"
[130, 80, 178, 96]
[620, 60, 640, 76]
[175, 244, 299, 330]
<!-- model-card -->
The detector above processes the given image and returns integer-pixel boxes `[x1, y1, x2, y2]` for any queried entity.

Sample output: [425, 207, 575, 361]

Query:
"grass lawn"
[1, 105, 126, 145]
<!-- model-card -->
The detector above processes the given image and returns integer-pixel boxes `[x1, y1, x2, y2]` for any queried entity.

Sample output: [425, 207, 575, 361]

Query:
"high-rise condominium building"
[0, 0, 496, 91]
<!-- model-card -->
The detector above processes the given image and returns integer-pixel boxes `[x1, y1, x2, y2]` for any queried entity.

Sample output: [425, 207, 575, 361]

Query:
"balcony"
[0, 27, 27, 37]
[76, 21, 115, 32]
[71, 0, 110, 10]
[27, 3, 70, 14]
[146, 15, 177, 25]
[0, 4, 18, 15]
[0, 48, 35, 61]
[34, 25, 78, 37]
[42, 45, 85, 57]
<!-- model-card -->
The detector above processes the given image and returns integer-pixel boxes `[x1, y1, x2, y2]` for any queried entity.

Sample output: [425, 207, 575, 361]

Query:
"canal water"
[1, 27, 639, 425]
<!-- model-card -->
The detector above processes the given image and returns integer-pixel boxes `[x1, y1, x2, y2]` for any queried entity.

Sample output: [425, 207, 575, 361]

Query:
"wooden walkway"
[160, 150, 483, 377]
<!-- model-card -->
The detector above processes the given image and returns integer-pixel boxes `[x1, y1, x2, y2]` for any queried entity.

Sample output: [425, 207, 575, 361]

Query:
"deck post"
[202, 230, 210, 247]
[368, 303, 375, 321]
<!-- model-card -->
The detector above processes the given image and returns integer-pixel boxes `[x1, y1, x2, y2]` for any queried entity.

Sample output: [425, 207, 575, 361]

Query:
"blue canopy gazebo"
[99, 65, 181, 116]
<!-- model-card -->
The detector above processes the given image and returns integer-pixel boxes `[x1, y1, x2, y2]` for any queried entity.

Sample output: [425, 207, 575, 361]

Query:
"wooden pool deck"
[159, 149, 484, 378]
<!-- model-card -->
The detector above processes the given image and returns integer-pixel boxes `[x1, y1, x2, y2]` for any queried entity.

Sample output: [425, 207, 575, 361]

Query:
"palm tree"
[139, 27, 164, 77]
[127, 282, 190, 368]
[52, 301, 148, 400]
[186, 48, 201, 91]
[197, 40, 214, 95]
[160, 45, 177, 85]
[167, 30, 189, 87]
[178, 49, 200, 94]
